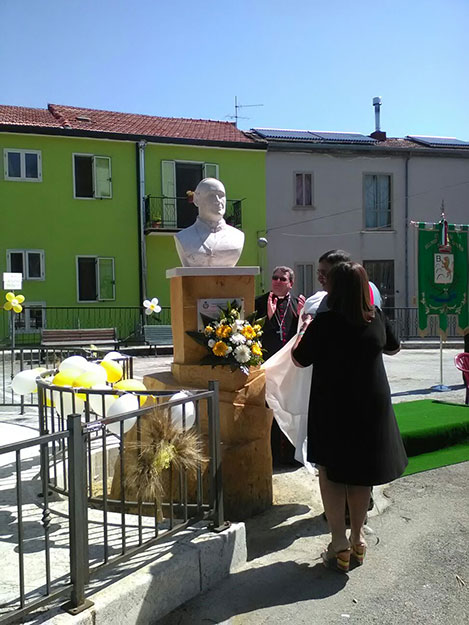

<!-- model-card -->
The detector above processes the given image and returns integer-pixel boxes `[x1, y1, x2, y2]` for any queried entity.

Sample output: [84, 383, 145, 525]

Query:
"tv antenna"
[227, 96, 264, 127]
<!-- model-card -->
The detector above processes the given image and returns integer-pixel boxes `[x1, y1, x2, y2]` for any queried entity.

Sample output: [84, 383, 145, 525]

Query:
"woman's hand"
[291, 314, 313, 367]
[297, 294, 306, 316]
[299, 314, 313, 331]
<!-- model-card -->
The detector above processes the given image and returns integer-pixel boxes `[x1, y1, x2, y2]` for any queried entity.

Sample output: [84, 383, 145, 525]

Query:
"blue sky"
[1, 0, 468, 139]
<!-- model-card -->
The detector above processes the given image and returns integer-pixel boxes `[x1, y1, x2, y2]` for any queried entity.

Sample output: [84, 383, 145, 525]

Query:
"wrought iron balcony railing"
[144, 196, 243, 232]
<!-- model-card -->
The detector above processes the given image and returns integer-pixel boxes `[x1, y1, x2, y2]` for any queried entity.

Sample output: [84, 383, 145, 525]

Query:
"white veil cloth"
[261, 291, 326, 473]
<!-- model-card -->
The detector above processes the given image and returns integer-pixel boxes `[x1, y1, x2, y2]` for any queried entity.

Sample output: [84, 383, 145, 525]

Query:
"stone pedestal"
[114, 266, 273, 521]
[167, 266, 259, 367]
[143, 366, 273, 521]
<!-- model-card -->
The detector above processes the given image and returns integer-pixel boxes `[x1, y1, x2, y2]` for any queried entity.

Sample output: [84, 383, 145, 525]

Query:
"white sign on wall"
[3, 273, 23, 290]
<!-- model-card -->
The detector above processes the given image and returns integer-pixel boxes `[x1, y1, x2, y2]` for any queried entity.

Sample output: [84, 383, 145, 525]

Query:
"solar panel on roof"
[254, 129, 317, 140]
[408, 135, 469, 147]
[311, 131, 377, 143]
[253, 128, 377, 144]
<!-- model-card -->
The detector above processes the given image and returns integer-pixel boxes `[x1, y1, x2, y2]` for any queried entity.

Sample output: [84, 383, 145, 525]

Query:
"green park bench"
[143, 325, 173, 354]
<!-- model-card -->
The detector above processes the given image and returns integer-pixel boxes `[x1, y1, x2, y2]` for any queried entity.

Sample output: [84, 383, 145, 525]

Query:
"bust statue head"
[174, 177, 244, 267]
[194, 178, 226, 224]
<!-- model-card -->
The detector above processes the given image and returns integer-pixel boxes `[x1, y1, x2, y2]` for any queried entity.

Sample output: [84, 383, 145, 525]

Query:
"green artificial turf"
[393, 399, 469, 475]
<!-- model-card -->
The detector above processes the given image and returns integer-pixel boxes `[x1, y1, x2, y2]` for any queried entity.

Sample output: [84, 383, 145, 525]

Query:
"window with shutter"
[73, 154, 112, 199]
[364, 174, 392, 228]
[77, 256, 115, 302]
[94, 156, 112, 198]
[161, 160, 177, 227]
[98, 258, 115, 300]
[203, 163, 219, 179]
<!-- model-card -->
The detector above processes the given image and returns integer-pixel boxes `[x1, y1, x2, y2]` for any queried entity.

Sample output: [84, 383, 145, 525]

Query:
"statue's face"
[195, 179, 226, 221]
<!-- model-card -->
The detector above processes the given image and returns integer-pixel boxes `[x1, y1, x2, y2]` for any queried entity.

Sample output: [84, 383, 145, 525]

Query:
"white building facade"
[252, 130, 469, 310]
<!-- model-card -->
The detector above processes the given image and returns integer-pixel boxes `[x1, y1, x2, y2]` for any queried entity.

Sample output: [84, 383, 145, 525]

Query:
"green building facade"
[0, 104, 266, 344]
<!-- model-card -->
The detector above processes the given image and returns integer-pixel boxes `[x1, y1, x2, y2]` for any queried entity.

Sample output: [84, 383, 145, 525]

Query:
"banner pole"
[431, 332, 450, 392]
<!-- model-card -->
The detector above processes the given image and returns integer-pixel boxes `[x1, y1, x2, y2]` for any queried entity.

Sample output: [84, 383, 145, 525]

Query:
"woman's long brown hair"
[327, 262, 375, 325]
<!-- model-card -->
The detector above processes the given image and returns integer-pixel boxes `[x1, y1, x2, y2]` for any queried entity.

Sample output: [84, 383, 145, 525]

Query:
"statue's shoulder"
[224, 224, 245, 241]
[175, 224, 197, 244]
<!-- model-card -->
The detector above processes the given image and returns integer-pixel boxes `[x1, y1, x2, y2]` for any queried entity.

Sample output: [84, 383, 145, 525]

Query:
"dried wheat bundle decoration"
[124, 406, 207, 503]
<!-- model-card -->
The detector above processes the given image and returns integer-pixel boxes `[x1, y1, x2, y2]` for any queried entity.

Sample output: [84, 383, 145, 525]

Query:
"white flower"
[230, 332, 246, 345]
[226, 345, 233, 354]
[235, 319, 244, 328]
[246, 340, 252, 346]
[234, 344, 251, 363]
[143, 297, 162, 316]
[208, 339, 215, 348]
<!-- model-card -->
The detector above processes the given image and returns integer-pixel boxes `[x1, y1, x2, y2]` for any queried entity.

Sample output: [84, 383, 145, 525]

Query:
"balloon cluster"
[11, 351, 195, 435]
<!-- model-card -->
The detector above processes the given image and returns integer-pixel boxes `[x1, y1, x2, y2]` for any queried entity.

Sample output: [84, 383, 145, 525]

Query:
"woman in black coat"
[292, 262, 407, 572]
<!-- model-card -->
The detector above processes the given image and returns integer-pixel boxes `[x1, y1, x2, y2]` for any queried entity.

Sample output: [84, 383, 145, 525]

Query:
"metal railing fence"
[0, 306, 171, 347]
[2, 306, 465, 348]
[382, 308, 462, 340]
[145, 196, 243, 231]
[0, 347, 133, 411]
[1, 380, 223, 623]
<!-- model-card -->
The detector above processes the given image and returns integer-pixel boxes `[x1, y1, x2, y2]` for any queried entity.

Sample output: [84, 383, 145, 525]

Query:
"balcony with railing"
[144, 196, 243, 233]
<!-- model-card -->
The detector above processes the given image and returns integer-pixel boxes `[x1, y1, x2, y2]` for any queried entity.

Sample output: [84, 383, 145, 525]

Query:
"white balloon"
[106, 393, 138, 436]
[59, 356, 89, 378]
[80, 362, 108, 384]
[52, 388, 85, 418]
[11, 370, 39, 395]
[103, 351, 125, 361]
[88, 384, 115, 416]
[169, 391, 196, 430]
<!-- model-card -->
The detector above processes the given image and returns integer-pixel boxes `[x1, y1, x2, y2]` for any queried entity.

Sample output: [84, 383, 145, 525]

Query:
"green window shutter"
[94, 156, 112, 198]
[203, 163, 219, 179]
[97, 257, 115, 301]
[161, 160, 176, 226]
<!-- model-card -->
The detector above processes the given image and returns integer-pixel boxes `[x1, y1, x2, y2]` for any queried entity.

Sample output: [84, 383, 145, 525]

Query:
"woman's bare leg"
[318, 467, 349, 551]
[346, 484, 371, 545]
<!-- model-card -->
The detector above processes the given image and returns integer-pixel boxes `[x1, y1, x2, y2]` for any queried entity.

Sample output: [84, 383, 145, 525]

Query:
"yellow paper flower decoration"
[3, 292, 25, 314]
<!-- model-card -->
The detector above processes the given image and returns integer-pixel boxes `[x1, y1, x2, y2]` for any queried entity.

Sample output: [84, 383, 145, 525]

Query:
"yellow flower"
[253, 324, 262, 333]
[204, 325, 214, 335]
[241, 325, 256, 340]
[212, 341, 228, 357]
[216, 324, 231, 339]
[3, 292, 25, 314]
[251, 343, 263, 357]
[153, 442, 176, 472]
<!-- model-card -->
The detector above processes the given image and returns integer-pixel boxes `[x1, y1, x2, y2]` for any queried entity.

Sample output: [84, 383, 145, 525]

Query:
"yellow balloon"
[113, 379, 147, 406]
[52, 370, 77, 387]
[73, 371, 106, 400]
[100, 360, 123, 383]
[113, 379, 146, 392]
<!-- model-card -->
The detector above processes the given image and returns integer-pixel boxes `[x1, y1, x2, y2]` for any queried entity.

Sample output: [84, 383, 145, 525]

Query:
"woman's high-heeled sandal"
[351, 543, 367, 565]
[321, 544, 351, 573]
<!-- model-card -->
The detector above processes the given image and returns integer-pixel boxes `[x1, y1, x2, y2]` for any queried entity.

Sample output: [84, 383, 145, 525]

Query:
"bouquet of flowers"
[187, 301, 265, 374]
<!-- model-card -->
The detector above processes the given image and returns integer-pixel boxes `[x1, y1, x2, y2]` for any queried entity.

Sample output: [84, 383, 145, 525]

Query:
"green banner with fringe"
[417, 222, 469, 338]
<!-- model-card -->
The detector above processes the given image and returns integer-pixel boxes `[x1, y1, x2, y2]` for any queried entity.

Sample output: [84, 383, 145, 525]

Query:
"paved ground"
[158, 463, 469, 625]
[155, 349, 469, 625]
[0, 349, 468, 624]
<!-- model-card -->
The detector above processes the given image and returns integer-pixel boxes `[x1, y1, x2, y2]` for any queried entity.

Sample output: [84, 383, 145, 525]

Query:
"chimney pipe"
[370, 96, 386, 141]
[373, 96, 382, 131]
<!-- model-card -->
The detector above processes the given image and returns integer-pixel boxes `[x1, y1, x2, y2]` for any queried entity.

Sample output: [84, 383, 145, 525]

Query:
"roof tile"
[0, 103, 259, 145]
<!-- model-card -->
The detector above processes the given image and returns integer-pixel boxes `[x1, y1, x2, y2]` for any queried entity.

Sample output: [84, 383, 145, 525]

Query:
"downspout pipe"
[137, 140, 148, 303]
[404, 153, 410, 307]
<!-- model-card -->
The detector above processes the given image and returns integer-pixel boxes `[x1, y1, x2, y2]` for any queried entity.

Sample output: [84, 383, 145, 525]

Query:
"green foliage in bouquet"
[187, 300, 266, 374]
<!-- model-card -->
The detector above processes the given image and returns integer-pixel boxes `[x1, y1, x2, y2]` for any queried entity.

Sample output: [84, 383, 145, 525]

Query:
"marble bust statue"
[174, 178, 245, 267]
